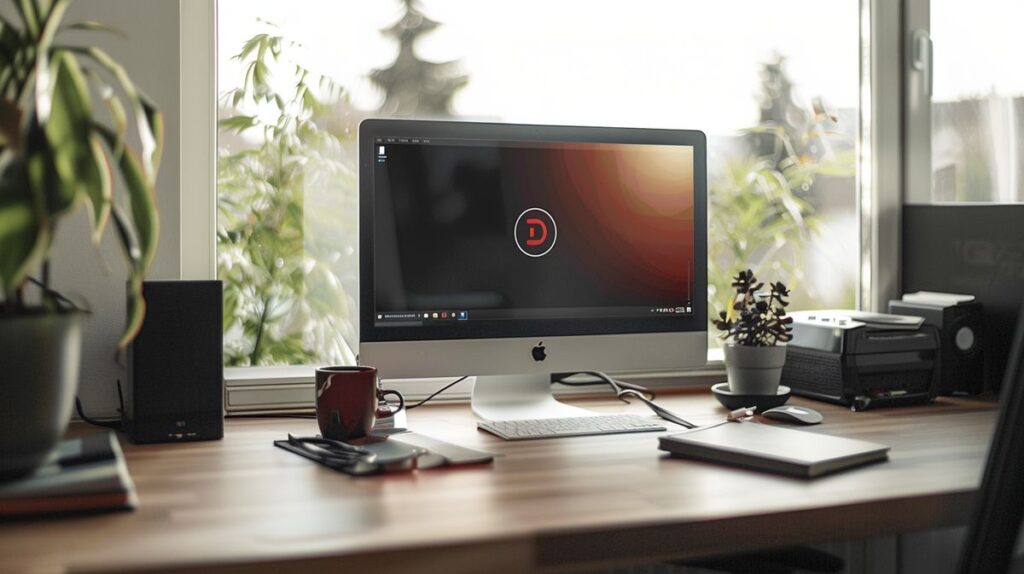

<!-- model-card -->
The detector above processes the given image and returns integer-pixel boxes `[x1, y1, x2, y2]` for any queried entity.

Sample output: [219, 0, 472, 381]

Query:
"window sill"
[224, 351, 726, 414]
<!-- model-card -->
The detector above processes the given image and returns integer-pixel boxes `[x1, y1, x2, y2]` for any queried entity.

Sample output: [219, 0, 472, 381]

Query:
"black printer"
[780, 310, 941, 411]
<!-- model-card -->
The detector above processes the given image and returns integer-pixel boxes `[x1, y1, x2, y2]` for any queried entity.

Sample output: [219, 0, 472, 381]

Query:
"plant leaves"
[122, 273, 146, 348]
[62, 20, 126, 38]
[67, 46, 161, 184]
[110, 203, 144, 347]
[97, 78, 126, 157]
[82, 135, 112, 242]
[0, 97, 21, 152]
[218, 114, 257, 133]
[109, 202, 140, 265]
[15, 0, 40, 39]
[95, 125, 158, 271]
[32, 0, 69, 123]
[96, 126, 159, 347]
[44, 50, 111, 236]
[139, 95, 163, 179]
[0, 22, 23, 98]
[26, 111, 70, 215]
[0, 155, 48, 296]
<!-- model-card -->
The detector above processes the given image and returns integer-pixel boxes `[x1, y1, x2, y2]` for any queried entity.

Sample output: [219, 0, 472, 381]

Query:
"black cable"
[26, 276, 83, 312]
[75, 396, 122, 430]
[405, 376, 469, 409]
[551, 371, 656, 400]
[554, 371, 696, 428]
[75, 379, 126, 431]
[231, 376, 471, 418]
[116, 379, 125, 419]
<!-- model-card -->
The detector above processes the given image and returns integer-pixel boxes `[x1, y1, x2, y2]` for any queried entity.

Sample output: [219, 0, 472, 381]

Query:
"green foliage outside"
[217, 29, 357, 366]
[216, 26, 855, 366]
[708, 59, 856, 328]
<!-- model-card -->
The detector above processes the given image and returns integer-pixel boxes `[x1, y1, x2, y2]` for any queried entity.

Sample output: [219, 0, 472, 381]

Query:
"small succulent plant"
[713, 269, 793, 347]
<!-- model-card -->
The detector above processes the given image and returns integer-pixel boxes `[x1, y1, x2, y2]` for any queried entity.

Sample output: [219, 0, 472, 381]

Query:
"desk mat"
[274, 432, 495, 476]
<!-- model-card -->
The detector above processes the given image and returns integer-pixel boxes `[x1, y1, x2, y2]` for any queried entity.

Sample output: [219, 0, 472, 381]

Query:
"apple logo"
[531, 341, 547, 362]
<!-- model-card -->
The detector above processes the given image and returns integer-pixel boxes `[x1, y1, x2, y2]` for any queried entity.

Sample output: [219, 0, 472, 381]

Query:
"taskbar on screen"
[374, 304, 694, 327]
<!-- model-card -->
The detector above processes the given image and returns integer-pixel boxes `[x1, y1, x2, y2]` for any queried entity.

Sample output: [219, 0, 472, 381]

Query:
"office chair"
[956, 297, 1024, 574]
[680, 546, 843, 573]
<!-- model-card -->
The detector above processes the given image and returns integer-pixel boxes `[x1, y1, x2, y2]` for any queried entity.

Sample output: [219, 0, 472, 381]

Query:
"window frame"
[182, 0, 905, 408]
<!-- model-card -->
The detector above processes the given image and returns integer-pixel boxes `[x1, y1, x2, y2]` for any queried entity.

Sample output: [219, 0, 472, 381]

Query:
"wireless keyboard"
[478, 414, 666, 440]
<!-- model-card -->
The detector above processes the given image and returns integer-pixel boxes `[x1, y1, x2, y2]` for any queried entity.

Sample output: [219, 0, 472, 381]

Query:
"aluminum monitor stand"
[470, 374, 595, 421]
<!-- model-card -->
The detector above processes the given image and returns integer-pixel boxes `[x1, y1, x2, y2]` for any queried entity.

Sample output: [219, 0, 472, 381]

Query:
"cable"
[26, 276, 83, 312]
[75, 379, 126, 431]
[554, 371, 697, 428]
[75, 397, 122, 430]
[230, 376, 471, 418]
[551, 371, 656, 401]
[405, 376, 469, 409]
[116, 379, 125, 419]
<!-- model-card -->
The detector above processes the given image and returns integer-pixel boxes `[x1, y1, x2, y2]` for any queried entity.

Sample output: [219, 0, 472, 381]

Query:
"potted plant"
[0, 0, 163, 479]
[713, 269, 793, 395]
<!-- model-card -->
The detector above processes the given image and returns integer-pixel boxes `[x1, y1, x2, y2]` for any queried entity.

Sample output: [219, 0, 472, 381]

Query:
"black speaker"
[125, 280, 224, 443]
[888, 298, 985, 395]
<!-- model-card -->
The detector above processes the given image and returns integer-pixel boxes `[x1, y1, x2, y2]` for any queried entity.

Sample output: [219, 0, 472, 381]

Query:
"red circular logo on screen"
[514, 208, 557, 258]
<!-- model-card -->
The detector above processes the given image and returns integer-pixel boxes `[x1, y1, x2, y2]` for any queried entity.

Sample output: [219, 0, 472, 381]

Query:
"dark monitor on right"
[903, 204, 1024, 391]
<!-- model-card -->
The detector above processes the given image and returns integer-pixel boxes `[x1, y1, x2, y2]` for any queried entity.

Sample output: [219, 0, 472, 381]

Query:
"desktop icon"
[432, 312, 438, 318]
[514, 208, 557, 258]
[442, 312, 448, 319]
[458, 311, 467, 320]
[378, 146, 386, 155]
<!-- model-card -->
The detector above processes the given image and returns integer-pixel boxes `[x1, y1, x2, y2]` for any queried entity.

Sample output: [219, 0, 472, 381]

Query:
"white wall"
[42, 0, 183, 418]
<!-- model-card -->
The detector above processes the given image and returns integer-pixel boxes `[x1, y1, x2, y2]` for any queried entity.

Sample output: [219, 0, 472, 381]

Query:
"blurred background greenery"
[217, 0, 859, 366]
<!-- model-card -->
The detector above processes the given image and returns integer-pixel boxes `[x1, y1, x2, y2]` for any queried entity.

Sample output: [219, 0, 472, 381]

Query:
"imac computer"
[359, 119, 707, 424]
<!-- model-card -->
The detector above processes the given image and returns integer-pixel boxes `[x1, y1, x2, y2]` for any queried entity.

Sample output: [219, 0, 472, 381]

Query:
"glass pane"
[931, 0, 1024, 202]
[217, 0, 860, 365]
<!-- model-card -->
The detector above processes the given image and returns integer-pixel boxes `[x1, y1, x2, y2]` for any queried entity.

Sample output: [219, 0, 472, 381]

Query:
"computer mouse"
[761, 405, 823, 425]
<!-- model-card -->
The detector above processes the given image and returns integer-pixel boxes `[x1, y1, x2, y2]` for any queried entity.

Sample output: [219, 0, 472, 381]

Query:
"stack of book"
[0, 431, 137, 518]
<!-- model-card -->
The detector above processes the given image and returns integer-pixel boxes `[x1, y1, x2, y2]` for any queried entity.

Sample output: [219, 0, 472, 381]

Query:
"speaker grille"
[127, 281, 223, 443]
[782, 350, 843, 398]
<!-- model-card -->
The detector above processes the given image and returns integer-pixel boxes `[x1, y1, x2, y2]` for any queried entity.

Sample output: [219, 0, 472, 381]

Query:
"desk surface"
[0, 392, 999, 574]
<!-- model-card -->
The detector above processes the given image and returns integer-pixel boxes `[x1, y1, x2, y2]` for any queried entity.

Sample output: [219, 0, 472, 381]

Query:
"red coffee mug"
[315, 366, 404, 441]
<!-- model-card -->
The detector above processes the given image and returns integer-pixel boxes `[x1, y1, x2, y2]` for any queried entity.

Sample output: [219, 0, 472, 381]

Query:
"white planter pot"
[723, 344, 787, 395]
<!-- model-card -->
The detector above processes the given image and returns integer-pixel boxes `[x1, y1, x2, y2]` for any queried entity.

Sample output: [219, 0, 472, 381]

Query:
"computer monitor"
[358, 119, 707, 421]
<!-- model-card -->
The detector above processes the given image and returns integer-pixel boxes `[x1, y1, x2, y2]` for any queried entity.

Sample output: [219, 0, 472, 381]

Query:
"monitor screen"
[360, 120, 707, 343]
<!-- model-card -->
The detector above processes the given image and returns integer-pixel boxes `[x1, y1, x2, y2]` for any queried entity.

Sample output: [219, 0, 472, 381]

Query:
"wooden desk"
[0, 392, 998, 573]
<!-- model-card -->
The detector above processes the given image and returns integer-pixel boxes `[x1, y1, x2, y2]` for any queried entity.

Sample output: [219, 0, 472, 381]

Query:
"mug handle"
[377, 389, 405, 417]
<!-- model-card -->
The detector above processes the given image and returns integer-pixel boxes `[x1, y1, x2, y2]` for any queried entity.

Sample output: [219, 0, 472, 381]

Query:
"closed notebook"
[658, 421, 889, 478]
[0, 432, 137, 517]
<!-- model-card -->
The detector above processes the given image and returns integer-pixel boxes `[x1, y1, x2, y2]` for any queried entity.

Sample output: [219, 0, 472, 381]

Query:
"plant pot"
[0, 312, 83, 481]
[723, 344, 787, 395]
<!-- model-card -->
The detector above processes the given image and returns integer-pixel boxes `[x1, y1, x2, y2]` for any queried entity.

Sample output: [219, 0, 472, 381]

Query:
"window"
[930, 0, 1024, 203]
[906, 0, 1024, 204]
[216, 0, 862, 367]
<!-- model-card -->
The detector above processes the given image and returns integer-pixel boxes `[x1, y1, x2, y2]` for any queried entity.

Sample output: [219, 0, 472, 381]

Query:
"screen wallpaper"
[372, 139, 695, 321]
